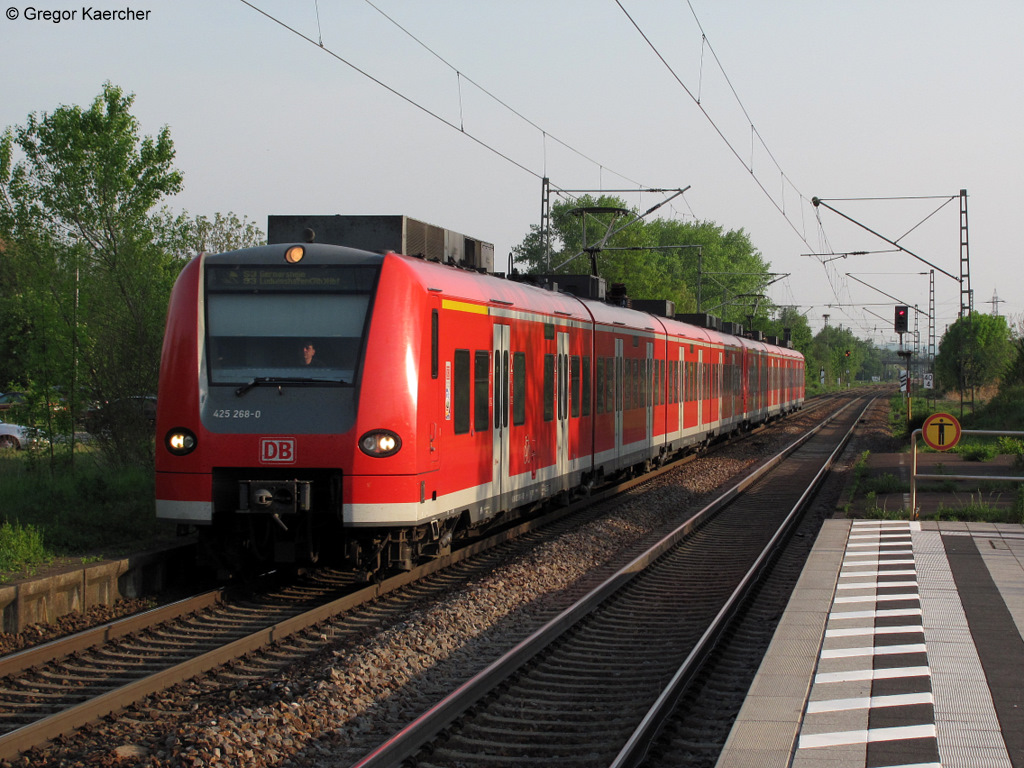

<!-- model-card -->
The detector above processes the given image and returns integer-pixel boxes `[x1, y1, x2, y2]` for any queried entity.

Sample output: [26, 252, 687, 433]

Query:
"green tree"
[511, 195, 773, 324]
[1002, 313, 1024, 389]
[150, 208, 265, 259]
[1004, 337, 1024, 388]
[647, 218, 773, 325]
[807, 324, 865, 388]
[935, 313, 1015, 393]
[0, 82, 182, 465]
[762, 306, 814, 354]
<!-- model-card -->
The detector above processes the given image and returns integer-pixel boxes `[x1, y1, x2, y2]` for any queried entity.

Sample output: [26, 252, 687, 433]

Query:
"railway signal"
[894, 305, 909, 334]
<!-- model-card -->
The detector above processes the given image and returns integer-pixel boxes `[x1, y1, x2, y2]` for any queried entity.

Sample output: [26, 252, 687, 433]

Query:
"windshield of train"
[204, 264, 379, 386]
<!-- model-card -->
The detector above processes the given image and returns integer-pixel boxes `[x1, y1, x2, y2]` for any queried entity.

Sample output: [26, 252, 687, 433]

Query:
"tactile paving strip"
[791, 521, 1014, 768]
[794, 521, 938, 768]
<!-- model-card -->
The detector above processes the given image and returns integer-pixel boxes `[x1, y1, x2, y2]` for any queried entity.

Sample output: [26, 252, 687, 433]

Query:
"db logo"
[260, 438, 296, 464]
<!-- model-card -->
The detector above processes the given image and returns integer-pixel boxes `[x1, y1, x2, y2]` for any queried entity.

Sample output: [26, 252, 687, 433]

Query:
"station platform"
[716, 518, 1024, 768]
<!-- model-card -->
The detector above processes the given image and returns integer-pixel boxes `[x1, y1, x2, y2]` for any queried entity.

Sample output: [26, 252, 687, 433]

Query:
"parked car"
[0, 392, 25, 412]
[0, 419, 32, 450]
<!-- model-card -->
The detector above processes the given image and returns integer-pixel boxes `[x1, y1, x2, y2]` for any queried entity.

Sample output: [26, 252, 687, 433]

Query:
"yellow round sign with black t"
[922, 412, 961, 451]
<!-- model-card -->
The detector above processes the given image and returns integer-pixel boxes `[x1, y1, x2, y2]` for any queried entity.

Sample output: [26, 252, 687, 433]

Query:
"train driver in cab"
[302, 341, 325, 367]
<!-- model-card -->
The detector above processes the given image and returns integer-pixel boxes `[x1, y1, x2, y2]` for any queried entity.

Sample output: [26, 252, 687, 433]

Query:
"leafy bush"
[953, 440, 999, 462]
[996, 436, 1024, 468]
[0, 520, 48, 573]
[0, 449, 176, 579]
[888, 395, 929, 441]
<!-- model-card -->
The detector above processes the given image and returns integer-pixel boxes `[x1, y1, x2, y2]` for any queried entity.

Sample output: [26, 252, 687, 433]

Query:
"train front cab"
[156, 243, 389, 569]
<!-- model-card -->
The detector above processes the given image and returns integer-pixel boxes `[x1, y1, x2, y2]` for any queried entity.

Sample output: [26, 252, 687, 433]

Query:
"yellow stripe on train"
[441, 299, 490, 315]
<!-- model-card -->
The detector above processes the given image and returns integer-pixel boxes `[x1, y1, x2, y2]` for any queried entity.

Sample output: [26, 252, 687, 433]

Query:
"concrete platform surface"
[717, 519, 1024, 768]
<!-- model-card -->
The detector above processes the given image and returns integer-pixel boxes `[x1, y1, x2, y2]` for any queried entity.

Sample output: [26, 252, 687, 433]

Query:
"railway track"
[0, 570, 361, 760]
[0, 392, 856, 764]
[352, 395, 873, 768]
[0, 466, 691, 761]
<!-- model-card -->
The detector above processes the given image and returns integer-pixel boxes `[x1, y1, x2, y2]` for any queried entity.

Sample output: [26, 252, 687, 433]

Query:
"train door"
[556, 331, 571, 488]
[678, 346, 686, 435]
[492, 324, 510, 508]
[645, 342, 654, 444]
[696, 348, 704, 432]
[614, 337, 624, 463]
[429, 300, 441, 469]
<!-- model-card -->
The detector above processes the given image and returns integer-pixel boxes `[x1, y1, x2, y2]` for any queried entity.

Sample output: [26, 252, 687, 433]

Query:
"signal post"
[895, 305, 912, 422]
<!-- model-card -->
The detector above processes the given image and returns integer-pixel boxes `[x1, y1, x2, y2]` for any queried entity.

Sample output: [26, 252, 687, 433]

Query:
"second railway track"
[355, 394, 873, 768]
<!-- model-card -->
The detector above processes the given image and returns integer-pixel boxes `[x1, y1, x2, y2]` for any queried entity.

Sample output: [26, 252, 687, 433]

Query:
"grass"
[852, 389, 1024, 523]
[0, 444, 177, 583]
[862, 493, 911, 520]
[933, 490, 1024, 525]
[0, 520, 49, 573]
[952, 439, 1000, 462]
[889, 390, 1024, 456]
[862, 472, 905, 495]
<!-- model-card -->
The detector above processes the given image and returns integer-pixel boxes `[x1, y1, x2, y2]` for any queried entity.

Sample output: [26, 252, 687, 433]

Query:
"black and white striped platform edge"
[792, 520, 1012, 768]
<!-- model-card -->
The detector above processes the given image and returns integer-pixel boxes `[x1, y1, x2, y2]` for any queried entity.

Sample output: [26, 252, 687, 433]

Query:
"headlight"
[165, 428, 197, 456]
[359, 429, 402, 457]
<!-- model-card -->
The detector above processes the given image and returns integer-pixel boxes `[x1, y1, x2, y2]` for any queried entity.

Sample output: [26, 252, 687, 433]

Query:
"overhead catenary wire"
[614, 0, 817, 253]
[240, 0, 680, 213]
[615, 0, 908, 335]
[238, 0, 541, 180]
[358, 0, 648, 192]
[244, 1, 890, 332]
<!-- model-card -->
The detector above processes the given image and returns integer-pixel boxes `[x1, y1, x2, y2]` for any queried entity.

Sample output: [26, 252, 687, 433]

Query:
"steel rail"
[0, 428, 727, 762]
[610, 396, 873, 768]
[349, 395, 864, 768]
[0, 395, 839, 762]
[0, 590, 225, 680]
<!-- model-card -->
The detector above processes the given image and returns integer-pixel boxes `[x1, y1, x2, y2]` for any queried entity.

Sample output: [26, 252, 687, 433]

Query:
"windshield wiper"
[235, 376, 347, 397]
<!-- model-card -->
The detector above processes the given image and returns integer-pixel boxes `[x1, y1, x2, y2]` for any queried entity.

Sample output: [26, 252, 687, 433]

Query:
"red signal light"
[894, 305, 909, 333]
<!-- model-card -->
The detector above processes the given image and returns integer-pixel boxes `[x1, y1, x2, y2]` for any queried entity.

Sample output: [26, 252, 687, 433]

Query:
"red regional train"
[155, 218, 804, 577]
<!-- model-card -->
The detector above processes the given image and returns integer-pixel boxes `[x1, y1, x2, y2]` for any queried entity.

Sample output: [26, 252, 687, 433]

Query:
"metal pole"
[696, 247, 702, 312]
[911, 428, 919, 519]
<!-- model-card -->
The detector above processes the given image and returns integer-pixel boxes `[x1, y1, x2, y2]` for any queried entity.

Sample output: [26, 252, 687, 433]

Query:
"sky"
[3, 1, 1021, 349]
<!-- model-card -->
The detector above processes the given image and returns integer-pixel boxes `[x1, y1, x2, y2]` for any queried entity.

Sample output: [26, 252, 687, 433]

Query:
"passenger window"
[610, 357, 618, 413]
[633, 359, 641, 409]
[454, 350, 470, 434]
[571, 356, 580, 418]
[502, 350, 509, 428]
[582, 356, 591, 417]
[513, 352, 526, 426]
[494, 353, 502, 430]
[543, 354, 555, 422]
[474, 351, 489, 432]
[624, 359, 632, 410]
[654, 360, 661, 406]
[431, 309, 438, 379]
[558, 354, 567, 421]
